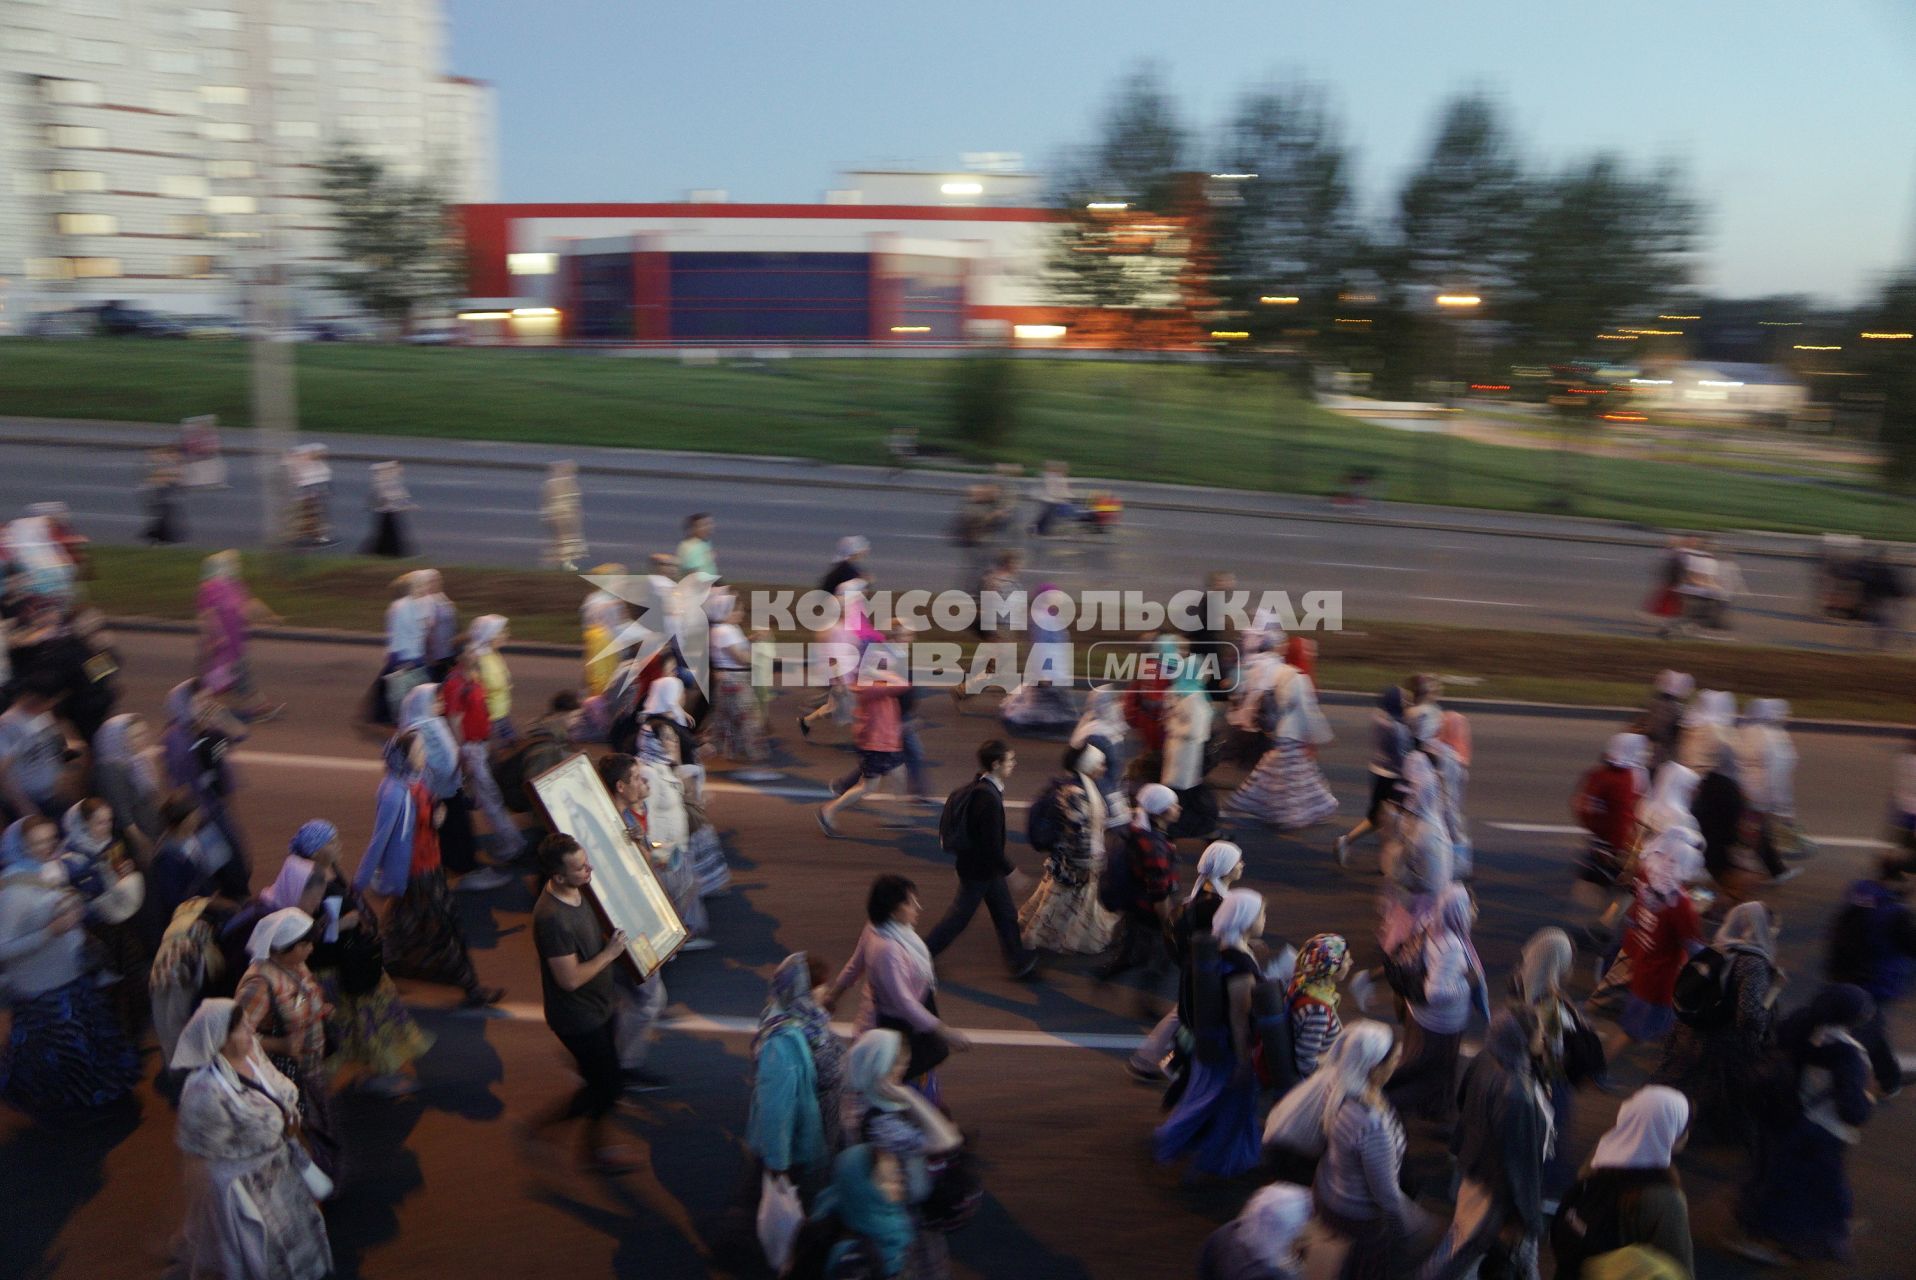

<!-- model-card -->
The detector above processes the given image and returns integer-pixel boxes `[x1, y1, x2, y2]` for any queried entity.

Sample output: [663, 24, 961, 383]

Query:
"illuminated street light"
[1208, 172, 1258, 180]
[940, 181, 983, 196]
[1086, 201, 1129, 211]
[1210, 330, 1250, 339]
[1860, 331, 1914, 340]
[1436, 294, 1482, 308]
[1794, 344, 1842, 351]
[1260, 295, 1300, 305]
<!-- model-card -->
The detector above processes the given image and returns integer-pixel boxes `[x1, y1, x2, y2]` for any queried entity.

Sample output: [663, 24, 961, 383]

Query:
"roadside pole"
[245, 0, 298, 563]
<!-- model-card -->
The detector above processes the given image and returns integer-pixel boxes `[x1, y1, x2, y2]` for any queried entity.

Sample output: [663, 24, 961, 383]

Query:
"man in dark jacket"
[1826, 860, 1916, 1093]
[1425, 1010, 1549, 1278]
[924, 739, 1038, 980]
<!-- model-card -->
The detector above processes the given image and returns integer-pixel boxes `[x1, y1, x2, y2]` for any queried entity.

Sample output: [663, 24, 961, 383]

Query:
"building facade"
[0, 0, 493, 328]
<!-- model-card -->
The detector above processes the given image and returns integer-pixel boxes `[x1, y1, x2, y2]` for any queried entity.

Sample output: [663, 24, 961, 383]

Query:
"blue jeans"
[900, 723, 931, 799]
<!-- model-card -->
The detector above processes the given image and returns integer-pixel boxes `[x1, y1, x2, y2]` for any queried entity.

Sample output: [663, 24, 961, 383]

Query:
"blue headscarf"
[289, 820, 337, 858]
[1379, 685, 1405, 719]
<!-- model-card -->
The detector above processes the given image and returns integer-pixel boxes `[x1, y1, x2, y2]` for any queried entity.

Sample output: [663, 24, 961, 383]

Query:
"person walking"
[1154, 888, 1268, 1178]
[747, 952, 845, 1184]
[143, 448, 186, 545]
[1018, 743, 1119, 956]
[822, 875, 971, 1095]
[1572, 734, 1648, 945]
[523, 833, 637, 1173]
[1599, 829, 1705, 1061]
[363, 462, 416, 558]
[841, 1028, 966, 1280]
[235, 907, 340, 1181]
[1094, 783, 1181, 990]
[1334, 687, 1409, 869]
[1653, 901, 1780, 1148]
[196, 551, 285, 723]
[541, 461, 586, 571]
[1384, 884, 1485, 1127]
[923, 740, 1039, 980]
[168, 998, 333, 1280]
[1225, 635, 1337, 831]
[816, 668, 913, 837]
[1551, 1086, 1695, 1279]
[1127, 839, 1241, 1084]
[1198, 1183, 1313, 1280]
[600, 751, 708, 948]
[675, 513, 719, 580]
[1509, 927, 1604, 1201]
[1825, 858, 1916, 1094]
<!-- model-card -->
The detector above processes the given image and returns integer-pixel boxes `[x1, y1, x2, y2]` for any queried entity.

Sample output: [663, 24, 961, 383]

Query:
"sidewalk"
[4, 415, 1908, 563]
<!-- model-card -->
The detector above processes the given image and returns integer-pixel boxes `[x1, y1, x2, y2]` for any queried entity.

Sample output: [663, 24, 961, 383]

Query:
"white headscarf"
[1641, 763, 1701, 836]
[468, 614, 507, 653]
[1132, 782, 1176, 830]
[1211, 888, 1264, 951]
[836, 535, 869, 561]
[845, 1027, 910, 1113]
[1749, 698, 1790, 726]
[1591, 1085, 1690, 1169]
[1654, 670, 1694, 699]
[643, 675, 691, 725]
[1639, 826, 1703, 897]
[1073, 743, 1106, 777]
[246, 907, 315, 963]
[1186, 840, 1243, 904]
[1236, 1184, 1312, 1272]
[1713, 901, 1776, 961]
[171, 997, 240, 1070]
[1603, 733, 1647, 769]
[1071, 684, 1127, 748]
[1682, 688, 1735, 729]
[1323, 1020, 1396, 1128]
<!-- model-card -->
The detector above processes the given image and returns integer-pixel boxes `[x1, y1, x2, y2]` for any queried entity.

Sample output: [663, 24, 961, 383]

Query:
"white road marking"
[1486, 820, 1888, 849]
[1311, 561, 1416, 573]
[1411, 595, 1540, 609]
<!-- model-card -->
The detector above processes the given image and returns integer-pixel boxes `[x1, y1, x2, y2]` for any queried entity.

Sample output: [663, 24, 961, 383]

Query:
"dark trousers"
[924, 874, 1031, 970]
[542, 1018, 623, 1153]
[1857, 1007, 1904, 1095]
[1097, 906, 1170, 984]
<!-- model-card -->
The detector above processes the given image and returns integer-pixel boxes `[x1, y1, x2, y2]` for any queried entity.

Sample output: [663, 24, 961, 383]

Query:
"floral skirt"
[0, 977, 141, 1120]
[384, 868, 481, 993]
[704, 670, 768, 762]
[687, 823, 731, 897]
[1019, 870, 1117, 954]
[1225, 740, 1339, 830]
[327, 974, 434, 1077]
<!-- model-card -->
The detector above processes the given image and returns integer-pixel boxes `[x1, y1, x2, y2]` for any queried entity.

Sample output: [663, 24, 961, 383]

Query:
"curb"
[106, 616, 1913, 738]
[10, 424, 1909, 563]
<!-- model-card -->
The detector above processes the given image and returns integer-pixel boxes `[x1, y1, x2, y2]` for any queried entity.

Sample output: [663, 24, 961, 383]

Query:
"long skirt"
[1019, 870, 1117, 954]
[1385, 1018, 1463, 1126]
[704, 670, 768, 762]
[0, 977, 141, 1120]
[383, 868, 481, 993]
[1152, 1056, 1261, 1177]
[686, 822, 731, 897]
[1226, 739, 1339, 829]
[364, 510, 412, 558]
[999, 683, 1079, 737]
[172, 1147, 333, 1280]
[90, 916, 154, 1040]
[1739, 1119, 1855, 1260]
[326, 974, 433, 1079]
[655, 847, 709, 937]
[269, 1052, 340, 1182]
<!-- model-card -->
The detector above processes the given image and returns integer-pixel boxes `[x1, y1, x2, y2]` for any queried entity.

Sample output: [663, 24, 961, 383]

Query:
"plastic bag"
[757, 1171, 804, 1275]
[1262, 1066, 1337, 1157]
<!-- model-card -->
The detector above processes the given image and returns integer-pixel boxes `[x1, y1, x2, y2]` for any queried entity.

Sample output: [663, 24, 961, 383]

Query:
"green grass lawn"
[5, 339, 1913, 538]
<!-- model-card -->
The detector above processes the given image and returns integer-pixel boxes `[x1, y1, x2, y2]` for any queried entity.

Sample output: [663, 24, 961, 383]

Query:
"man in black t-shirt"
[525, 834, 635, 1172]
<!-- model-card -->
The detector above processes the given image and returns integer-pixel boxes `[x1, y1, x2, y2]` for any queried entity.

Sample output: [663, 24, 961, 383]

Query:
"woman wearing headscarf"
[1095, 782, 1182, 988]
[1199, 1182, 1312, 1280]
[234, 907, 339, 1180]
[1573, 734, 1648, 943]
[1128, 838, 1241, 1084]
[398, 682, 485, 884]
[1381, 719, 1458, 914]
[195, 550, 284, 722]
[1304, 1020, 1435, 1279]
[265, 821, 431, 1099]
[1226, 639, 1338, 832]
[1552, 1086, 1694, 1279]
[92, 712, 163, 852]
[748, 953, 846, 1181]
[162, 680, 252, 901]
[0, 815, 141, 1121]
[703, 592, 769, 765]
[1160, 634, 1219, 839]
[1420, 1011, 1551, 1280]
[1385, 884, 1484, 1127]
[1732, 984, 1877, 1263]
[169, 998, 332, 1279]
[1509, 928, 1602, 1200]
[1289, 933, 1350, 1078]
[1409, 704, 1473, 878]
[822, 876, 970, 1096]
[354, 732, 503, 1008]
[641, 675, 731, 897]
[841, 1028, 965, 1280]
[1654, 901, 1779, 1148]
[59, 797, 149, 1036]
[1334, 687, 1410, 869]
[467, 614, 515, 742]
[1019, 743, 1119, 955]
[1737, 698, 1802, 877]
[1674, 689, 1735, 775]
[1155, 888, 1267, 1178]
[1069, 683, 1131, 819]
[1639, 671, 1693, 771]
[1688, 733, 1750, 894]
[999, 584, 1079, 734]
[1600, 828, 1705, 1059]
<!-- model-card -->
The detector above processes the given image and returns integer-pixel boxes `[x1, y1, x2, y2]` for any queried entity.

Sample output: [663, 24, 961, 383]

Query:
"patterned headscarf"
[1289, 933, 1349, 1006]
[754, 952, 841, 1084]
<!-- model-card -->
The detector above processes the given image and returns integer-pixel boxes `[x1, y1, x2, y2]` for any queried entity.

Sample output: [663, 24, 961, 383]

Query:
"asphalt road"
[2, 634, 1911, 1279]
[0, 436, 1869, 651]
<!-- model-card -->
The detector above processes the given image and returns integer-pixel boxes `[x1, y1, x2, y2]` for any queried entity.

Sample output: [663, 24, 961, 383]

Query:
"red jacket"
[1574, 763, 1642, 852]
[442, 669, 491, 745]
[1624, 891, 1702, 1004]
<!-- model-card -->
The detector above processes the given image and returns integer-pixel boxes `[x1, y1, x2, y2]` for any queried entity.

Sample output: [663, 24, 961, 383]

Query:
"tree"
[1861, 274, 1916, 491]
[1504, 156, 1700, 361]
[1202, 84, 1356, 343]
[1044, 67, 1193, 336]
[316, 149, 463, 335]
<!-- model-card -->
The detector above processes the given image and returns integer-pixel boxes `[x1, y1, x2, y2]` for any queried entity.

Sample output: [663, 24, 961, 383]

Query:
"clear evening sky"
[448, 0, 1916, 306]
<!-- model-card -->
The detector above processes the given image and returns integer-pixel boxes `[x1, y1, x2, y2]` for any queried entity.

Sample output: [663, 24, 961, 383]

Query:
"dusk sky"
[448, 0, 1916, 305]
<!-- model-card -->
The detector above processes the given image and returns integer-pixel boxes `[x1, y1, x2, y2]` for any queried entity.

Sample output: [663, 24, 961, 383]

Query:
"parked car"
[96, 302, 186, 337]
[24, 308, 98, 337]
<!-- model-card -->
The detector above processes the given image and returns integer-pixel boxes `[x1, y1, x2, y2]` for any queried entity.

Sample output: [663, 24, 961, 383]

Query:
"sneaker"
[816, 808, 840, 838]
[454, 866, 515, 893]
[1011, 954, 1041, 982]
[678, 936, 717, 952]
[1770, 867, 1802, 884]
[796, 715, 812, 740]
[1333, 835, 1350, 868]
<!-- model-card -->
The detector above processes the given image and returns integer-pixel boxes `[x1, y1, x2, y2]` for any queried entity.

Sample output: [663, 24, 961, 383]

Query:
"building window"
[338, 115, 379, 133]
[50, 171, 106, 193]
[161, 174, 209, 198]
[207, 159, 254, 178]
[167, 215, 210, 236]
[174, 256, 219, 278]
[5, 30, 59, 55]
[152, 90, 198, 115]
[508, 253, 558, 276]
[71, 258, 122, 278]
[150, 50, 200, 74]
[200, 85, 248, 105]
[47, 125, 106, 149]
[200, 121, 252, 142]
[68, 38, 124, 65]
[58, 213, 118, 236]
[69, 0, 123, 16]
[336, 59, 380, 76]
[27, 259, 74, 281]
[276, 121, 320, 140]
[188, 9, 239, 30]
[270, 25, 311, 42]
[333, 29, 376, 46]
[271, 57, 316, 76]
[41, 79, 103, 106]
[206, 195, 255, 215]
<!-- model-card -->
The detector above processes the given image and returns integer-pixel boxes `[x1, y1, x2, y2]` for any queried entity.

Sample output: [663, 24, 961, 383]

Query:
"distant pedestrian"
[542, 460, 585, 571]
[1334, 686, 1410, 869]
[1154, 888, 1267, 1178]
[923, 740, 1039, 980]
[363, 461, 416, 558]
[196, 550, 285, 723]
[1095, 782, 1180, 989]
[178, 414, 228, 490]
[820, 535, 870, 596]
[287, 444, 333, 547]
[676, 512, 718, 580]
[143, 448, 185, 545]
[816, 668, 912, 837]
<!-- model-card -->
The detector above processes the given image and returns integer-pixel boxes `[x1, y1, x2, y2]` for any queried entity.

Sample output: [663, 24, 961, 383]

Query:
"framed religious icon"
[529, 752, 686, 978]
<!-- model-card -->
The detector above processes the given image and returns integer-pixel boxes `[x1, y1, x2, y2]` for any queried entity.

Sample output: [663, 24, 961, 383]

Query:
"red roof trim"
[458, 202, 1056, 224]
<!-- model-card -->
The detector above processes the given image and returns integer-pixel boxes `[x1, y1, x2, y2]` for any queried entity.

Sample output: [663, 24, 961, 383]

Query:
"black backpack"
[939, 780, 981, 857]
[1672, 946, 1736, 1028]
[1025, 776, 1070, 853]
[1251, 980, 1303, 1093]
[1096, 830, 1136, 913]
[1551, 1171, 1632, 1277]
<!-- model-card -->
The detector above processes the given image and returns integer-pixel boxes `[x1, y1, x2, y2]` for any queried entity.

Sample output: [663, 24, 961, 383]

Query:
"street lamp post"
[244, 0, 297, 555]
[1432, 293, 1483, 503]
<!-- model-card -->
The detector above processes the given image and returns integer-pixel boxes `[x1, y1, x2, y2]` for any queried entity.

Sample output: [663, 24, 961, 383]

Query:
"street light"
[1436, 294, 1482, 308]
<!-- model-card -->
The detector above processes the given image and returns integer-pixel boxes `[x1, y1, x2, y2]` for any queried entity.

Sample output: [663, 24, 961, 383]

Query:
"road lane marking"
[1310, 561, 1416, 572]
[1411, 595, 1539, 609]
[1485, 821, 1888, 849]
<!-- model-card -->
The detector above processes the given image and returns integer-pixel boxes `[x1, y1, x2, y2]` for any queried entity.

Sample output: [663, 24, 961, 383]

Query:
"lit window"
[168, 215, 210, 236]
[188, 9, 239, 30]
[47, 125, 106, 148]
[200, 85, 248, 105]
[206, 195, 255, 215]
[26, 259, 74, 281]
[207, 159, 253, 178]
[58, 213, 119, 236]
[200, 121, 252, 141]
[276, 121, 320, 140]
[41, 79, 103, 106]
[161, 174, 209, 198]
[270, 58, 315, 76]
[508, 253, 558, 276]
[150, 50, 200, 75]
[5, 30, 59, 55]
[270, 25, 311, 42]
[70, 258, 122, 278]
[174, 256, 218, 278]
[50, 171, 106, 193]
[67, 38, 123, 64]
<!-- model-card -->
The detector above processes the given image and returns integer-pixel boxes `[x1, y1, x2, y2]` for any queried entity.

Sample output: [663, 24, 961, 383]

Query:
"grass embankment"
[85, 547, 1913, 724]
[3, 339, 1913, 539]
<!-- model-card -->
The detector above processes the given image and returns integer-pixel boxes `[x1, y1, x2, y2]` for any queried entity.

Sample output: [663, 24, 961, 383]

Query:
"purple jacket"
[829, 923, 939, 1035]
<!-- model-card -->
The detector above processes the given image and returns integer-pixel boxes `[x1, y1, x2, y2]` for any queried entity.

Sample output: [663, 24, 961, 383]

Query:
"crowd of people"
[5, 486, 1916, 1280]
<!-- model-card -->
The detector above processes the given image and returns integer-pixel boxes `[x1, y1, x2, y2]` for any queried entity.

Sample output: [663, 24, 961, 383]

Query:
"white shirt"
[385, 597, 425, 661]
